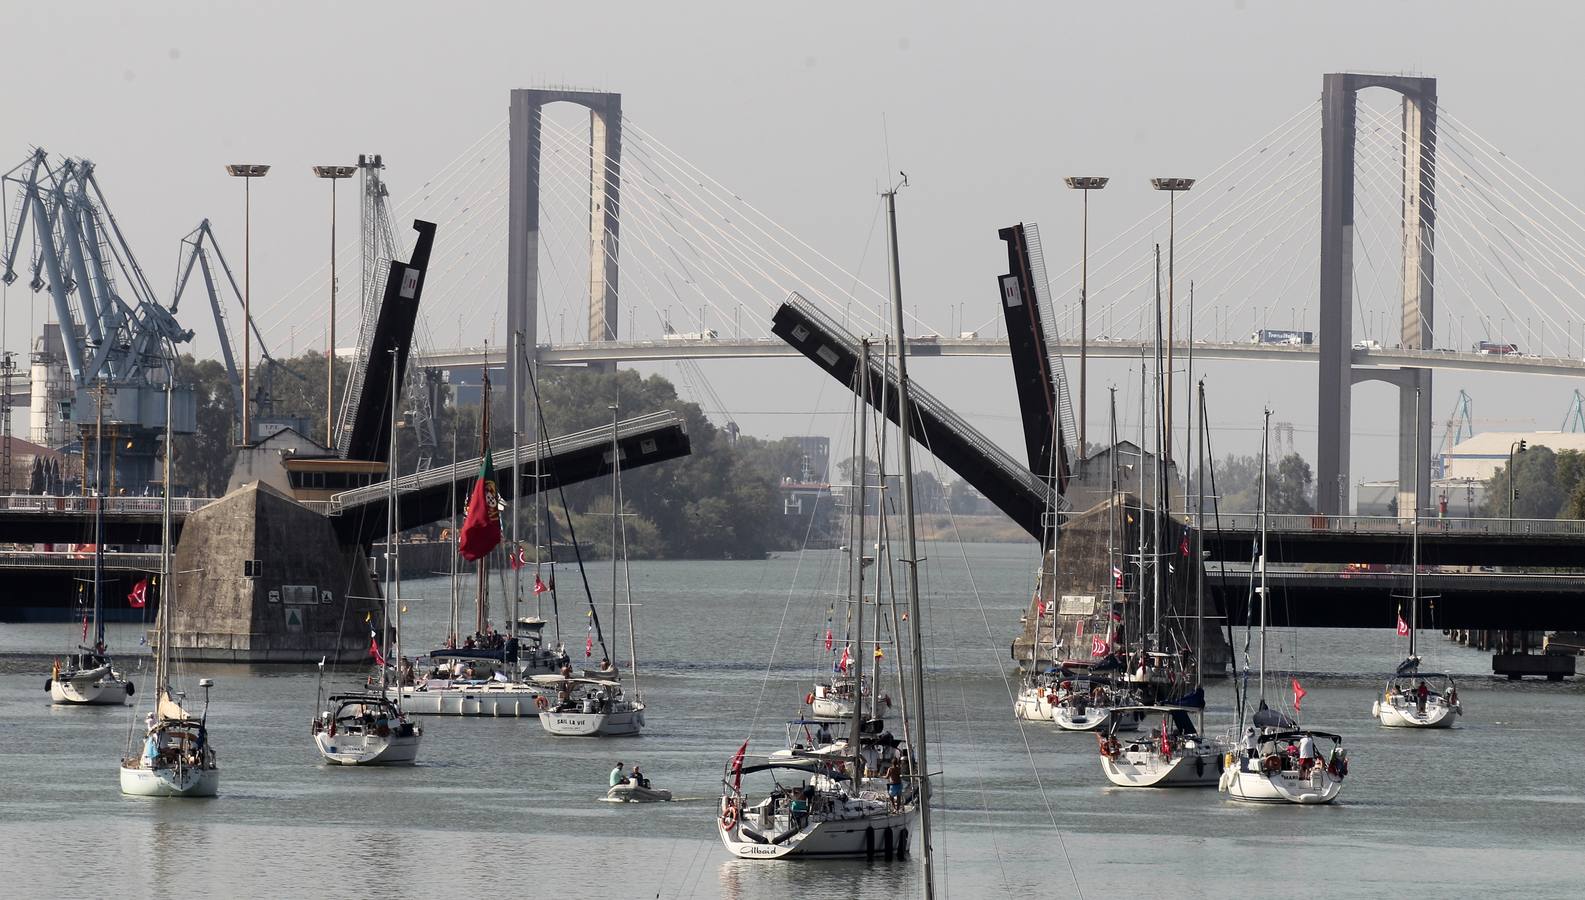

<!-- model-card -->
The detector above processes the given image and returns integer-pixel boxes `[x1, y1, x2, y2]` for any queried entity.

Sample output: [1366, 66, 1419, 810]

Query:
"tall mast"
[1258, 408, 1271, 706]
[1410, 387, 1421, 661]
[1151, 245, 1164, 648]
[870, 336, 889, 714]
[848, 339, 871, 778]
[1136, 358, 1147, 652]
[93, 380, 106, 651]
[1194, 380, 1207, 731]
[475, 371, 491, 636]
[449, 424, 459, 644]
[158, 370, 173, 697]
[885, 179, 934, 899]
[383, 349, 398, 697]
[532, 351, 544, 622]
[509, 329, 521, 643]
[1108, 388, 1120, 652]
[609, 403, 620, 668]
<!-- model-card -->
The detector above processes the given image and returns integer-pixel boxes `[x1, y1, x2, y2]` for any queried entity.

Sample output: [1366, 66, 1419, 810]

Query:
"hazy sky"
[5, 1, 1584, 496]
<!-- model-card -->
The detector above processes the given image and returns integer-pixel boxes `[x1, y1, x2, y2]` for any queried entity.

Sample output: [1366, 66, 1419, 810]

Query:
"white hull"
[539, 703, 644, 736]
[315, 730, 421, 766]
[1374, 699, 1457, 728]
[721, 802, 914, 859]
[1013, 688, 1055, 722]
[1219, 760, 1342, 804]
[50, 677, 132, 706]
[1102, 746, 1226, 787]
[1056, 705, 1135, 732]
[810, 697, 854, 720]
[606, 783, 673, 802]
[399, 684, 543, 717]
[120, 763, 219, 798]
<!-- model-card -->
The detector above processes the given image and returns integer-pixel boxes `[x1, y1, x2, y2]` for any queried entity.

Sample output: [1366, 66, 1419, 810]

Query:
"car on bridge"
[1475, 341, 1520, 355]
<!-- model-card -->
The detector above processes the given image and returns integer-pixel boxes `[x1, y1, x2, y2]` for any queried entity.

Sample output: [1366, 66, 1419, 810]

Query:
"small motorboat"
[606, 779, 673, 802]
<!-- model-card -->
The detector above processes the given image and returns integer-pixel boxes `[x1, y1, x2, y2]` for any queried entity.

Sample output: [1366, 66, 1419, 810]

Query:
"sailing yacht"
[47, 386, 134, 706]
[538, 405, 645, 738]
[313, 354, 422, 765]
[721, 183, 932, 874]
[1373, 389, 1461, 728]
[120, 378, 219, 798]
[1218, 410, 1348, 805]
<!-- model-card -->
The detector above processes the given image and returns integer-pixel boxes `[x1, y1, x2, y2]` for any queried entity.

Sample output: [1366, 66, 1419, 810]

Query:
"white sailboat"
[120, 376, 218, 798]
[47, 383, 134, 707]
[720, 181, 933, 882]
[1218, 409, 1348, 805]
[538, 404, 645, 738]
[313, 354, 422, 765]
[1374, 388, 1462, 729]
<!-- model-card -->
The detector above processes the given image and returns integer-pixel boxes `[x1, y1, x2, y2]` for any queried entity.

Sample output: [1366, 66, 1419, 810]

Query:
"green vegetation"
[1200, 452, 1315, 514]
[1479, 446, 1585, 519]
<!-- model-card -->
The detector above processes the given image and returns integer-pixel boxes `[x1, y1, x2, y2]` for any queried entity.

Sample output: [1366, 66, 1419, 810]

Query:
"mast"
[870, 336, 889, 714]
[609, 403, 619, 669]
[1258, 408, 1271, 706]
[1108, 388, 1120, 654]
[885, 179, 934, 899]
[475, 371, 491, 636]
[1136, 358, 1147, 653]
[1410, 387, 1421, 662]
[93, 380, 106, 652]
[1151, 245, 1164, 648]
[382, 349, 398, 697]
[848, 339, 870, 779]
[509, 329, 521, 644]
[532, 352, 544, 622]
[449, 423, 459, 645]
[1194, 380, 1207, 731]
[158, 370, 173, 699]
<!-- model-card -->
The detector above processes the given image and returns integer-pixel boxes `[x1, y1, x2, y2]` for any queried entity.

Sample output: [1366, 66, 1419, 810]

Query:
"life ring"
[535, 695, 549, 711]
[1261, 754, 1281, 775]
[720, 797, 740, 830]
[805, 692, 815, 706]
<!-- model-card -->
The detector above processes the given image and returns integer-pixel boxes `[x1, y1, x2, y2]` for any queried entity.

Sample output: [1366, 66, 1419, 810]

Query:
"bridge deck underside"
[1210, 571, 1585, 630]
[1205, 528, 1585, 567]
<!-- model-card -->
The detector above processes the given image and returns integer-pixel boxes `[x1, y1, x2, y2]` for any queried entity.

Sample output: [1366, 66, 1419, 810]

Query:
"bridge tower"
[1317, 73, 1436, 516]
[507, 88, 622, 379]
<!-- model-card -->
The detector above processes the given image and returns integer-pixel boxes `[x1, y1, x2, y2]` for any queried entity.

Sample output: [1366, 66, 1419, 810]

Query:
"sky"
[4, 0, 1585, 500]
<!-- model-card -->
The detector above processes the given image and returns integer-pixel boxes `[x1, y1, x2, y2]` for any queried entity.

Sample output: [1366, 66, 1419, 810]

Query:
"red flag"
[838, 646, 851, 673]
[1090, 635, 1109, 657]
[81, 611, 90, 641]
[823, 628, 833, 652]
[533, 574, 549, 594]
[1396, 613, 1410, 636]
[509, 545, 526, 570]
[128, 578, 148, 609]
[1292, 678, 1307, 711]
[458, 449, 503, 561]
[1112, 564, 1124, 588]
[729, 738, 750, 791]
[585, 626, 594, 658]
[368, 634, 386, 668]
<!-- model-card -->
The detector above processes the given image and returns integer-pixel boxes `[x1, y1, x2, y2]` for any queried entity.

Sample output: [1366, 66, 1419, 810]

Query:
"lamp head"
[1150, 177, 1196, 192]
[226, 164, 271, 178]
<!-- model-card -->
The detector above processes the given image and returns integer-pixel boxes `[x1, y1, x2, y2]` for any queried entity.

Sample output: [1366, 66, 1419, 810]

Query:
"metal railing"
[0, 494, 216, 515]
[1210, 513, 1585, 537]
[0, 550, 160, 570]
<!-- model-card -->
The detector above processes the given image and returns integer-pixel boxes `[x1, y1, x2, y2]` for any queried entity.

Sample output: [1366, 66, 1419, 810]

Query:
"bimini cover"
[1252, 701, 1295, 729]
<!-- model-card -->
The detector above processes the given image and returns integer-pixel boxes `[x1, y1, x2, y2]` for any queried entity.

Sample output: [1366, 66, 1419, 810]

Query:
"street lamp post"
[1151, 178, 1194, 462]
[1507, 439, 1528, 524]
[313, 165, 356, 449]
[1064, 176, 1108, 455]
[226, 164, 270, 445]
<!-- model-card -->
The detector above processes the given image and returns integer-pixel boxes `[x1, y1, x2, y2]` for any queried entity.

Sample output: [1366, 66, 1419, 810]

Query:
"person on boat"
[884, 759, 904, 810]
[861, 741, 880, 779]
[463, 636, 476, 650]
[598, 656, 615, 674]
[789, 783, 811, 827]
[1415, 679, 1430, 714]
[609, 761, 625, 787]
[1298, 732, 1317, 776]
[630, 765, 650, 789]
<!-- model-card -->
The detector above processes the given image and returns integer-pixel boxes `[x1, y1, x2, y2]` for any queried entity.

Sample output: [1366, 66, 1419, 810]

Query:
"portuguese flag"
[459, 449, 503, 561]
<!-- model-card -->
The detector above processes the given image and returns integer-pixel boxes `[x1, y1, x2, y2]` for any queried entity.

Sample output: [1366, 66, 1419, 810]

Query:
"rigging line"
[415, 182, 512, 307]
[1441, 109, 1585, 249]
[1209, 187, 1322, 339]
[621, 117, 928, 332]
[1348, 131, 1410, 332]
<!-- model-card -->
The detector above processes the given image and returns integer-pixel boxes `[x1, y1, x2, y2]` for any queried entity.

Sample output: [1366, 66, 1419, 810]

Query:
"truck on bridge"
[1249, 329, 1314, 345]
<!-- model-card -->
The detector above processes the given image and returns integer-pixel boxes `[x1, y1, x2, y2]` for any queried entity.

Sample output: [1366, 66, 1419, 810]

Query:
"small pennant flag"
[730, 738, 750, 791]
[128, 578, 149, 609]
[81, 611, 89, 641]
[533, 574, 549, 595]
[509, 545, 527, 570]
[823, 627, 833, 652]
[1292, 678, 1307, 711]
[1112, 564, 1124, 587]
[400, 605, 408, 614]
[838, 646, 852, 673]
[1090, 635, 1110, 657]
[364, 611, 372, 624]
[874, 646, 884, 660]
[1180, 533, 1190, 556]
[1037, 598, 1049, 618]
[369, 633, 386, 668]
[1396, 611, 1410, 636]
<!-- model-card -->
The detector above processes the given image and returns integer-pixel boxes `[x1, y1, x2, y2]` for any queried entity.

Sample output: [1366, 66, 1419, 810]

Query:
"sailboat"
[537, 404, 645, 737]
[1374, 388, 1461, 728]
[720, 180, 931, 879]
[47, 383, 134, 706]
[119, 375, 219, 797]
[312, 352, 422, 765]
[1099, 381, 1230, 787]
[401, 362, 549, 717]
[1218, 409, 1348, 805]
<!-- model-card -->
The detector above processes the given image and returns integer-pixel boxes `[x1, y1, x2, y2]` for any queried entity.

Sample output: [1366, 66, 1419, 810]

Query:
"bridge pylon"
[1318, 72, 1436, 516]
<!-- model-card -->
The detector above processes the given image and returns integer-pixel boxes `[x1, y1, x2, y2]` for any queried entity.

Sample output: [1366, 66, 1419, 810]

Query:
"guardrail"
[0, 550, 160, 570]
[0, 494, 217, 515]
[1210, 513, 1585, 537]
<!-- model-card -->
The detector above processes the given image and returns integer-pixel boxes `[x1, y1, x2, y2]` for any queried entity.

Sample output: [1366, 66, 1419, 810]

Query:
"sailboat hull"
[1102, 745, 1227, 787]
[1014, 688, 1056, 722]
[49, 677, 132, 706]
[399, 684, 544, 717]
[315, 730, 421, 766]
[1219, 762, 1342, 804]
[1375, 699, 1457, 728]
[119, 763, 219, 798]
[539, 702, 644, 736]
[721, 806, 915, 859]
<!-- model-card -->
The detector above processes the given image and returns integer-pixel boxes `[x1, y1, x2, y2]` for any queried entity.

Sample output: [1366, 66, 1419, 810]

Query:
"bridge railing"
[0, 494, 217, 516]
[0, 550, 161, 569]
[1210, 513, 1585, 536]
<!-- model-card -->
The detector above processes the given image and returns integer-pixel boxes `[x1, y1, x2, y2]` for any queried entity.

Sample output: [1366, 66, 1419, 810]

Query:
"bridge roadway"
[410, 338, 1585, 378]
[1202, 513, 1585, 568]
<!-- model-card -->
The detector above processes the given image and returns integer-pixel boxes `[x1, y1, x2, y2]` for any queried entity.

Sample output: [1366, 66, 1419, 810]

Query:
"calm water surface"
[3, 541, 1582, 899]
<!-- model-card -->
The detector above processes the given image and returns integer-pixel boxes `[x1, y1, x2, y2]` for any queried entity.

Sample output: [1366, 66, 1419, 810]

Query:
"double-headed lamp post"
[312, 165, 357, 448]
[1507, 439, 1528, 523]
[1064, 176, 1108, 455]
[226, 164, 270, 446]
[1150, 177, 1195, 463]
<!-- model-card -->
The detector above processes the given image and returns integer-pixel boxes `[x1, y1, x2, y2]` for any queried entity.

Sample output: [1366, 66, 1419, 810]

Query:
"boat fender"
[328, 722, 336, 738]
[43, 678, 51, 691]
[125, 682, 134, 696]
[865, 825, 875, 860]
[1194, 754, 1205, 777]
[738, 825, 768, 844]
[1216, 752, 1226, 774]
[770, 825, 802, 845]
[882, 825, 894, 860]
[805, 692, 815, 706]
[534, 695, 548, 711]
[1370, 700, 1379, 718]
[896, 827, 910, 858]
[719, 797, 740, 831]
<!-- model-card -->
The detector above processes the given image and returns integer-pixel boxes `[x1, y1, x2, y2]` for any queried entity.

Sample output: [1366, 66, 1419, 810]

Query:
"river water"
[3, 541, 1581, 899]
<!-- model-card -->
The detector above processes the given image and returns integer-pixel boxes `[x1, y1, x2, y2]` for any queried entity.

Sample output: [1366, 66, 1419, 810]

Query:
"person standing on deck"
[609, 761, 625, 787]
